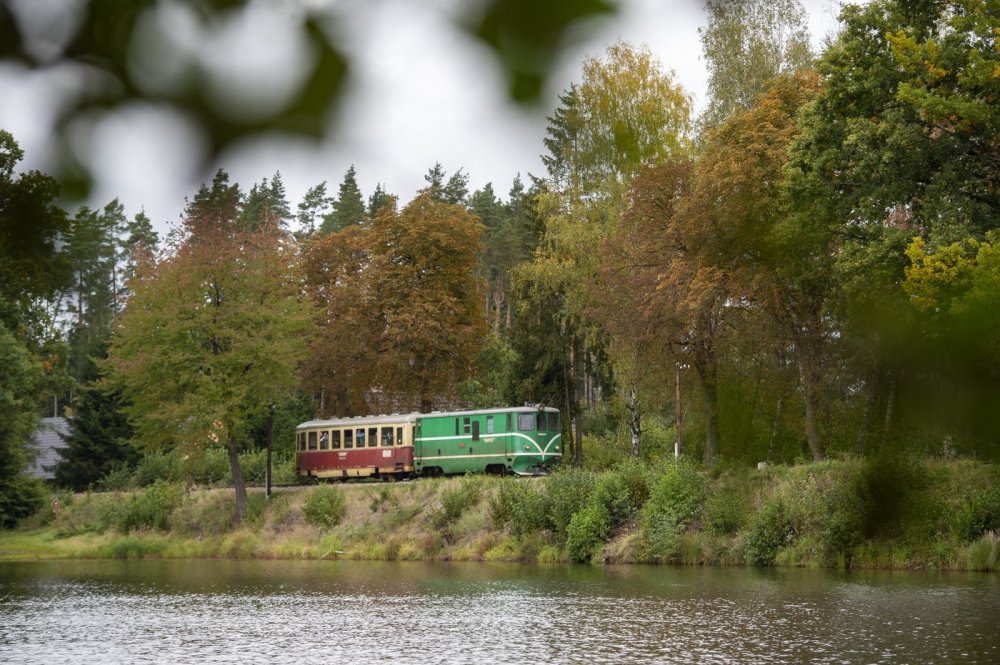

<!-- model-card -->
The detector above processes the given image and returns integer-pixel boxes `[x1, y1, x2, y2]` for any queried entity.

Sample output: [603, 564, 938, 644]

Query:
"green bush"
[98, 462, 135, 491]
[704, 482, 748, 536]
[0, 475, 46, 527]
[131, 451, 183, 487]
[181, 447, 231, 486]
[597, 459, 652, 528]
[168, 491, 236, 536]
[745, 497, 792, 566]
[640, 459, 704, 560]
[857, 454, 929, 540]
[565, 503, 611, 563]
[107, 481, 186, 532]
[817, 468, 867, 567]
[435, 479, 482, 529]
[302, 485, 347, 528]
[544, 468, 596, 543]
[489, 478, 549, 535]
[954, 485, 1000, 541]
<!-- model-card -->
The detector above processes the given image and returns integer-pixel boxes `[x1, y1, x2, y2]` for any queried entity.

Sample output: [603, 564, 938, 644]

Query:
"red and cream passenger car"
[295, 413, 418, 480]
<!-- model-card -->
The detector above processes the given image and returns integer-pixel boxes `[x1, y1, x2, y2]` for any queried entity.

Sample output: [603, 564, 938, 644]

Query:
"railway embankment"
[2, 457, 998, 571]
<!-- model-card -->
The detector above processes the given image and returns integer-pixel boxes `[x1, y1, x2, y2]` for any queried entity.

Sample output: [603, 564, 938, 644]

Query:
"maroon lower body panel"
[298, 446, 414, 478]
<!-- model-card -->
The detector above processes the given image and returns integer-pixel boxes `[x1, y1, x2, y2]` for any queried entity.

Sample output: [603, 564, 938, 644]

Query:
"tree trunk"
[767, 394, 784, 462]
[797, 356, 825, 460]
[628, 382, 641, 458]
[880, 373, 897, 447]
[674, 363, 683, 458]
[227, 434, 248, 523]
[265, 406, 275, 499]
[702, 377, 719, 467]
[570, 336, 584, 466]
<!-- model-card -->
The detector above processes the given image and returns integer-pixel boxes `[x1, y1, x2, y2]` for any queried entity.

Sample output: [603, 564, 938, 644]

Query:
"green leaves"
[468, 0, 617, 102]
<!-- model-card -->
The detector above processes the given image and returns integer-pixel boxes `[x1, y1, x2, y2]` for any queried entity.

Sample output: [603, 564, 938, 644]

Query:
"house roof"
[26, 417, 69, 480]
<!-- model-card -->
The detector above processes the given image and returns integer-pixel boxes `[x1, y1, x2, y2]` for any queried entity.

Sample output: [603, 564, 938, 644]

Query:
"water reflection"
[1, 560, 997, 663]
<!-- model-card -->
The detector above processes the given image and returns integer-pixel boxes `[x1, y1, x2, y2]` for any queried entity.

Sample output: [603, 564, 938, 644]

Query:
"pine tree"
[55, 341, 138, 490]
[321, 165, 365, 233]
[241, 172, 292, 230]
[297, 182, 333, 238]
[188, 169, 242, 239]
[367, 183, 394, 218]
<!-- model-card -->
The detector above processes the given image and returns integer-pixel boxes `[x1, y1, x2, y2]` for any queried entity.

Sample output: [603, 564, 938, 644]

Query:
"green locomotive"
[296, 406, 562, 480]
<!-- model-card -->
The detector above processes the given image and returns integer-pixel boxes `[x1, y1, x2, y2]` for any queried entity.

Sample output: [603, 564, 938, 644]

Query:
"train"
[295, 406, 562, 480]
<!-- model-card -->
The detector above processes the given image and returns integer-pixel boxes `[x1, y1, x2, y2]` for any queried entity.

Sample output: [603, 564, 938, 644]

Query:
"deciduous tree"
[106, 183, 314, 521]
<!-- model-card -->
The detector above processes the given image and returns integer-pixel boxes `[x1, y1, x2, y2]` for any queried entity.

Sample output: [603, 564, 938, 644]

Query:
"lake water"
[1, 560, 997, 663]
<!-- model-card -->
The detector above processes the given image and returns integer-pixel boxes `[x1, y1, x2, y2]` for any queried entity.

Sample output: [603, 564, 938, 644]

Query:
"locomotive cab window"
[472, 420, 480, 441]
[546, 412, 560, 431]
[517, 413, 535, 431]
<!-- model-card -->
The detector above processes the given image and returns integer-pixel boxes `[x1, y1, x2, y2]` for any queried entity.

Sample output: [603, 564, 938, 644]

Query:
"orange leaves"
[302, 193, 487, 414]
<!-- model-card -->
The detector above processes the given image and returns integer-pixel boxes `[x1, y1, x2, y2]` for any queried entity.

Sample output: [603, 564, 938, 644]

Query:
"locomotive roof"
[297, 405, 559, 430]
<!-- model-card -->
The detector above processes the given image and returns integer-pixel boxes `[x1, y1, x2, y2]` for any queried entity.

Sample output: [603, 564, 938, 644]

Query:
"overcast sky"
[0, 0, 846, 236]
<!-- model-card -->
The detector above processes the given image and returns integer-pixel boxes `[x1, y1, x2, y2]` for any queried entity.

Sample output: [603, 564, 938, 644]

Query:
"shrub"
[168, 491, 236, 536]
[302, 485, 347, 528]
[745, 497, 792, 566]
[596, 459, 652, 528]
[131, 451, 182, 487]
[954, 485, 1000, 542]
[435, 479, 482, 529]
[857, 454, 929, 540]
[489, 478, 548, 535]
[238, 448, 269, 485]
[817, 468, 867, 567]
[98, 462, 135, 491]
[703, 482, 747, 536]
[107, 481, 186, 532]
[544, 468, 596, 543]
[181, 447, 231, 486]
[640, 459, 704, 560]
[565, 503, 611, 563]
[0, 475, 46, 527]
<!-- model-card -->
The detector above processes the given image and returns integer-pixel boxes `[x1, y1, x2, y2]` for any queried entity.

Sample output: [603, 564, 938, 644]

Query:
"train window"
[308, 431, 317, 450]
[381, 427, 393, 446]
[356, 429, 365, 448]
[455, 419, 459, 436]
[518, 413, 535, 431]
[331, 429, 341, 449]
[396, 427, 403, 446]
[547, 412, 561, 431]
[344, 429, 354, 449]
[319, 431, 329, 450]
[507, 414, 511, 431]
[297, 433, 304, 451]
[369, 427, 378, 447]
[463, 417, 471, 434]
[472, 420, 480, 441]
[486, 415, 494, 435]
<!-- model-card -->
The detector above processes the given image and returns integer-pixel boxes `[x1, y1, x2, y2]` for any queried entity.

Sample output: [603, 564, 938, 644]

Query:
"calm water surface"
[1, 559, 997, 663]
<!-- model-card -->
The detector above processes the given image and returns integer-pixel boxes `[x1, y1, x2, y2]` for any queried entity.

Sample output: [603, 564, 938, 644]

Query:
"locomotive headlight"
[555, 445, 561, 451]
[524, 445, 531, 450]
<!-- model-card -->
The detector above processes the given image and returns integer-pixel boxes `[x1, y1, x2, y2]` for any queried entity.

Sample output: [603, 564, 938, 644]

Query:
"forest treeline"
[2, 0, 999, 526]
